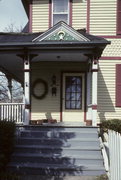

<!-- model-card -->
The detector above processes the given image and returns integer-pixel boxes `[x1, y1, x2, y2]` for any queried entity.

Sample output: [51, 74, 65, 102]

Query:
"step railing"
[0, 103, 25, 124]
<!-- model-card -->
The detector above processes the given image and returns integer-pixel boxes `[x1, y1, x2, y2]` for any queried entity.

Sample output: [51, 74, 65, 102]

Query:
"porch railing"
[0, 103, 25, 124]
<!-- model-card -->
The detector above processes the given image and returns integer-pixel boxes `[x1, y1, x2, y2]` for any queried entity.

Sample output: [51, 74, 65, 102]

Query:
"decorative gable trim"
[33, 21, 90, 42]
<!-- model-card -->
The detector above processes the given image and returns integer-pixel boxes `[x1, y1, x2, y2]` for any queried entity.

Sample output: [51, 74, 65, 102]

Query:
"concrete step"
[17, 126, 98, 133]
[16, 138, 100, 147]
[15, 145, 102, 156]
[11, 153, 104, 166]
[8, 162, 105, 176]
[20, 130, 98, 139]
[8, 126, 104, 176]
[13, 175, 100, 180]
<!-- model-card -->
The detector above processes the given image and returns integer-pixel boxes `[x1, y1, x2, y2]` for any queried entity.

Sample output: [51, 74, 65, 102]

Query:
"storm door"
[62, 73, 85, 122]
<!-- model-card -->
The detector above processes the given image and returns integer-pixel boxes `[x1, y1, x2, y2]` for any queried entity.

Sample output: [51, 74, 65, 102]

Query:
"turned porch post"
[24, 52, 30, 125]
[92, 59, 98, 126]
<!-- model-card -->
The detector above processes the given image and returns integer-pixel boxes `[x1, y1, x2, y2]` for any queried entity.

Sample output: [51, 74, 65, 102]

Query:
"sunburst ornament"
[58, 31, 65, 40]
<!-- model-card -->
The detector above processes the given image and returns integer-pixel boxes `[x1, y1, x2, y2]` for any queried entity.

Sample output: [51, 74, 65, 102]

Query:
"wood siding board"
[90, 0, 117, 35]
[97, 60, 121, 122]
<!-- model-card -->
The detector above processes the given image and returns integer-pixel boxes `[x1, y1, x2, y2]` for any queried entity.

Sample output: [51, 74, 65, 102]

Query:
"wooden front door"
[62, 73, 85, 122]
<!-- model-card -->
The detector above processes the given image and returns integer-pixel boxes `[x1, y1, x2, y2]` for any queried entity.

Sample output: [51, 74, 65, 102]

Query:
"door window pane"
[65, 76, 82, 109]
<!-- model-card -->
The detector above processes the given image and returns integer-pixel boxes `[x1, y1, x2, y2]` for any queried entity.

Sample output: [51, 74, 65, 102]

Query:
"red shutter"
[117, 0, 121, 35]
[116, 64, 121, 107]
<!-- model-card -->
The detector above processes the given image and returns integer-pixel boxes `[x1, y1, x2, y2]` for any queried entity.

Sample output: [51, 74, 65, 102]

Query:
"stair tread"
[20, 130, 98, 133]
[17, 137, 99, 141]
[12, 153, 103, 160]
[9, 162, 105, 171]
[15, 144, 100, 150]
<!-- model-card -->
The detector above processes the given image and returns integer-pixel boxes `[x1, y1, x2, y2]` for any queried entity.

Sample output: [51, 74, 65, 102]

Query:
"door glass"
[65, 76, 82, 109]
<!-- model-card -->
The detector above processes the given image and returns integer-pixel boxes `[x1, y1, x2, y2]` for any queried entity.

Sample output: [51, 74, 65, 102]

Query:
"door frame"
[60, 71, 87, 122]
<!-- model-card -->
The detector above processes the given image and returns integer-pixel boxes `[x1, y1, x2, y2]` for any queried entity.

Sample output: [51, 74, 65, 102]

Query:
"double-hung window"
[52, 0, 69, 25]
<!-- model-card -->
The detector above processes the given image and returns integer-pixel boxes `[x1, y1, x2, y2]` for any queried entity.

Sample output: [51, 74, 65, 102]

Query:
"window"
[116, 64, 121, 107]
[65, 76, 82, 109]
[117, 0, 121, 35]
[52, 0, 69, 25]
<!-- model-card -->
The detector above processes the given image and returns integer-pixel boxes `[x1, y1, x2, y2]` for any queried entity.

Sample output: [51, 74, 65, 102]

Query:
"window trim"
[117, 0, 121, 35]
[51, 0, 71, 26]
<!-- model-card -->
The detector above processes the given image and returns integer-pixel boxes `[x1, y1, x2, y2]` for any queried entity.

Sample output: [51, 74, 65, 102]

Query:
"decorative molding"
[23, 69, 31, 72]
[100, 57, 121, 60]
[29, 2, 32, 33]
[87, 0, 90, 33]
[49, 0, 52, 28]
[99, 36, 121, 39]
[92, 105, 97, 110]
[91, 69, 99, 72]
[25, 104, 31, 109]
[69, 0, 72, 26]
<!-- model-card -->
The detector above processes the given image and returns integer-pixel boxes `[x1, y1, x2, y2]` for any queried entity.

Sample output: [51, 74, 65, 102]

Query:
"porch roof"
[0, 23, 110, 83]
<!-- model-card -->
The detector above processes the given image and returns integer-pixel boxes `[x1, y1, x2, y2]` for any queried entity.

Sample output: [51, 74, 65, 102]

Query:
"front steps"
[8, 125, 105, 177]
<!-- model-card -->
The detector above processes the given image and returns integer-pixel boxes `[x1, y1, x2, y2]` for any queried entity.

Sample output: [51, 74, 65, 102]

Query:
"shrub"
[0, 121, 15, 172]
[101, 119, 121, 134]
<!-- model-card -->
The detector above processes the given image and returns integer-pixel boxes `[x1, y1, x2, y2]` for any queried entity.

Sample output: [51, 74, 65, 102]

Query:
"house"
[0, 0, 121, 126]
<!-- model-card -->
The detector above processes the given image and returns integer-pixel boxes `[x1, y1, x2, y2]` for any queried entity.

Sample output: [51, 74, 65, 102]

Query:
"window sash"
[52, 0, 69, 26]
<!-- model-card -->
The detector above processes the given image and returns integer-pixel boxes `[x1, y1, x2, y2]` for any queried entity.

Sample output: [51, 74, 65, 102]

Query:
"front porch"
[0, 22, 110, 126]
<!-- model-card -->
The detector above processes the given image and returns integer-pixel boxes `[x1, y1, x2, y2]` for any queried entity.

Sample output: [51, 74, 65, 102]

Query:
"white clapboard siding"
[32, 0, 49, 32]
[90, 0, 117, 35]
[97, 60, 121, 122]
[72, 0, 87, 30]
[31, 62, 86, 121]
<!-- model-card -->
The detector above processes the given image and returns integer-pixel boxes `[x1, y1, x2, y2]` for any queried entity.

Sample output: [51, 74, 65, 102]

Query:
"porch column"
[24, 54, 30, 125]
[92, 59, 98, 126]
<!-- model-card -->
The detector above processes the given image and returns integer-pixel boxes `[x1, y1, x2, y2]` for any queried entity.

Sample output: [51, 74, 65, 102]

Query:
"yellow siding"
[31, 62, 86, 121]
[97, 60, 121, 122]
[90, 0, 117, 35]
[102, 39, 121, 57]
[72, 0, 87, 30]
[32, 0, 49, 32]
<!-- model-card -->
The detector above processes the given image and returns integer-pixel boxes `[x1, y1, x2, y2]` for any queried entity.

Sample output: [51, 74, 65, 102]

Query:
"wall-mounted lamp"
[51, 75, 57, 96]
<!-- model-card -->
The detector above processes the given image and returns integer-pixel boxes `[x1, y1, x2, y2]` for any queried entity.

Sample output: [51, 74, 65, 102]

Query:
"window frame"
[51, 0, 70, 26]
[117, 0, 121, 35]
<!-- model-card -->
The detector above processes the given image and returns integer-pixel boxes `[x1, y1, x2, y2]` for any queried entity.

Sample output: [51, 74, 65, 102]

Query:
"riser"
[15, 147, 102, 157]
[16, 139, 100, 147]
[18, 127, 98, 133]
[20, 131, 98, 139]
[11, 156, 104, 166]
[8, 166, 105, 176]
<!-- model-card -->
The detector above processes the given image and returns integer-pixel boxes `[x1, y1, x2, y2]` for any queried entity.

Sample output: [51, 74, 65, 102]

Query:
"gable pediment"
[33, 21, 90, 42]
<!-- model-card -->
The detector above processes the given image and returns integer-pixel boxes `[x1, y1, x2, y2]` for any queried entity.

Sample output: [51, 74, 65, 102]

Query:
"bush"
[0, 121, 15, 172]
[101, 119, 121, 134]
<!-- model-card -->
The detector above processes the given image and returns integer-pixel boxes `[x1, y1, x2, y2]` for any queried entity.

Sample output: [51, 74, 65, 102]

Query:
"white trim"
[24, 59, 30, 125]
[92, 61, 98, 126]
[32, 22, 90, 42]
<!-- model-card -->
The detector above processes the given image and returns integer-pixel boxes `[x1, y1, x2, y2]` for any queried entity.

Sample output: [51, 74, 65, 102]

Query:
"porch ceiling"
[31, 50, 88, 62]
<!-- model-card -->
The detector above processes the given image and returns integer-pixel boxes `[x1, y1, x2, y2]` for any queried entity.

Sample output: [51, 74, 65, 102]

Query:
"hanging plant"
[32, 78, 48, 100]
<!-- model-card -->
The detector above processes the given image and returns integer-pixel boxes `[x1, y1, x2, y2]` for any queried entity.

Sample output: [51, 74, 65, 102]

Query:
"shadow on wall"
[98, 69, 115, 121]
